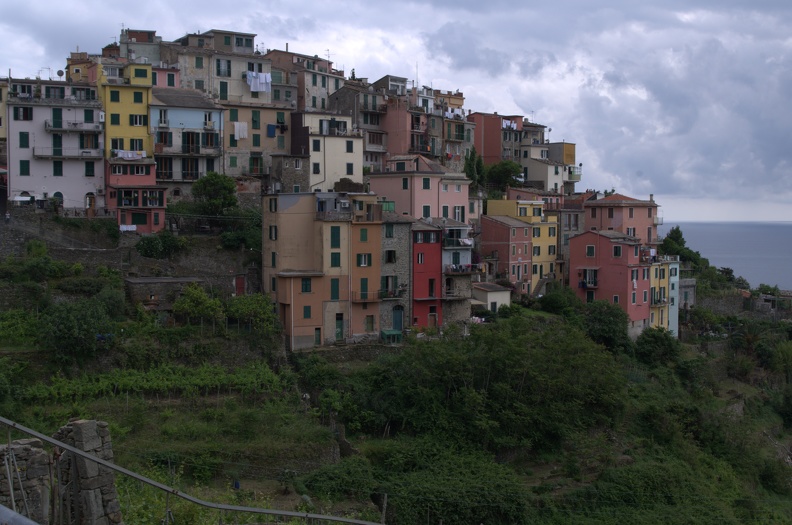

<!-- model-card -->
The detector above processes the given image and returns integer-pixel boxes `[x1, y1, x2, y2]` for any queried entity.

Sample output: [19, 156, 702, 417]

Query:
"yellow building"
[96, 61, 154, 157]
[486, 198, 560, 295]
[649, 258, 672, 330]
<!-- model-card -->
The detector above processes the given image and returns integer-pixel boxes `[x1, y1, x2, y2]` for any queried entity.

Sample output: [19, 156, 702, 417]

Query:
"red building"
[583, 193, 661, 245]
[411, 221, 443, 328]
[569, 230, 651, 338]
[480, 215, 533, 293]
[105, 156, 166, 234]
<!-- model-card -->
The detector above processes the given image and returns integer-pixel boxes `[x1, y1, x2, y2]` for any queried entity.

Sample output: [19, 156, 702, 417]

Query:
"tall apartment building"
[264, 48, 344, 112]
[6, 77, 105, 213]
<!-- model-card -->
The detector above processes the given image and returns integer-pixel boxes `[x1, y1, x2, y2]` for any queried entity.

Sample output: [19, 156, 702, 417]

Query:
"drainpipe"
[290, 278, 294, 350]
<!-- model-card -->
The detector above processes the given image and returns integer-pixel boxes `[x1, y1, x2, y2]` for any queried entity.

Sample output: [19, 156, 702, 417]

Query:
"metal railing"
[0, 416, 380, 525]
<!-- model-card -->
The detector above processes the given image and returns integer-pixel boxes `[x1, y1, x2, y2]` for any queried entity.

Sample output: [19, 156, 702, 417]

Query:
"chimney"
[649, 193, 654, 202]
[286, 42, 289, 52]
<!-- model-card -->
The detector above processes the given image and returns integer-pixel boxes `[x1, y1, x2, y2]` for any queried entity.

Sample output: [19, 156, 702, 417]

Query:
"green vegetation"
[4, 230, 792, 524]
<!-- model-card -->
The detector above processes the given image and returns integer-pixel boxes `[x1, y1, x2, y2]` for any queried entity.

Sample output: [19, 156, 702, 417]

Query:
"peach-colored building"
[583, 193, 661, 245]
[262, 191, 384, 349]
[368, 154, 475, 223]
[468, 112, 523, 166]
[480, 215, 533, 293]
[570, 230, 652, 339]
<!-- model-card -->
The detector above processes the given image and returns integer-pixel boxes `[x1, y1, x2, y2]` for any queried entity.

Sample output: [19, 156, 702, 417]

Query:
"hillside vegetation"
[2, 233, 792, 524]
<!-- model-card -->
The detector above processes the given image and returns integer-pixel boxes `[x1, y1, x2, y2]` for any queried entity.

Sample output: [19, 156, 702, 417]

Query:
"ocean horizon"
[659, 221, 792, 291]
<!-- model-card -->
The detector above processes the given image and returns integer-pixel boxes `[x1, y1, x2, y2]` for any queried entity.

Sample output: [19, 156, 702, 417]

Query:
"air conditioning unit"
[97, 188, 105, 195]
[95, 124, 102, 130]
[340, 201, 350, 208]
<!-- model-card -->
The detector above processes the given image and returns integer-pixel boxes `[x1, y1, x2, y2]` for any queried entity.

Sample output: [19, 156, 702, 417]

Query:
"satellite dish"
[57, 70, 64, 79]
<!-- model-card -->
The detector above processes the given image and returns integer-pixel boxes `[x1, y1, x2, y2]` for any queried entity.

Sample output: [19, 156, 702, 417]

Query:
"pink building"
[368, 154, 473, 222]
[106, 160, 166, 234]
[583, 193, 661, 245]
[480, 215, 533, 292]
[569, 230, 651, 338]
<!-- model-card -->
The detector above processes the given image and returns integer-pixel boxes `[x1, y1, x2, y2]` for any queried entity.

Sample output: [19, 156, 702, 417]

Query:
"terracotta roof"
[473, 282, 511, 293]
[151, 88, 223, 110]
[586, 193, 656, 206]
[382, 212, 417, 224]
[482, 215, 532, 228]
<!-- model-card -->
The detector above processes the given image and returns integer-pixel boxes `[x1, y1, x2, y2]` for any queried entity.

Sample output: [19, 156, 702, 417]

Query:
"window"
[548, 227, 556, 237]
[130, 139, 143, 151]
[533, 227, 541, 238]
[548, 245, 556, 255]
[590, 208, 597, 218]
[356, 253, 372, 267]
[85, 161, 95, 177]
[269, 225, 278, 240]
[608, 207, 614, 219]
[195, 56, 204, 69]
[632, 292, 637, 304]
[346, 163, 353, 175]
[455, 184, 461, 192]
[330, 278, 340, 301]
[586, 245, 595, 257]
[312, 139, 320, 152]
[151, 72, 158, 86]
[53, 161, 63, 177]
[129, 114, 147, 126]
[422, 205, 430, 218]
[19, 160, 30, 176]
[19, 132, 29, 148]
[251, 110, 260, 129]
[629, 207, 634, 219]
[533, 246, 540, 256]
[360, 228, 368, 242]
[229, 156, 237, 168]
[134, 68, 147, 78]
[422, 177, 430, 189]
[470, 201, 475, 214]
[277, 135, 285, 149]
[613, 295, 619, 304]
[303, 306, 311, 319]
[110, 90, 120, 102]
[167, 73, 175, 87]
[253, 134, 260, 147]
[133, 91, 143, 103]
[301, 278, 312, 293]
[216, 59, 231, 77]
[648, 207, 653, 218]
[613, 245, 622, 257]
[385, 224, 394, 238]
[330, 226, 340, 248]
[313, 163, 320, 174]
[195, 79, 204, 91]
[110, 114, 120, 125]
[385, 250, 397, 263]
[312, 96, 317, 108]
[402, 178, 408, 190]
[417, 253, 424, 264]
[643, 290, 648, 302]
[229, 135, 237, 147]
[442, 183, 448, 192]
[346, 140, 353, 153]
[331, 252, 341, 267]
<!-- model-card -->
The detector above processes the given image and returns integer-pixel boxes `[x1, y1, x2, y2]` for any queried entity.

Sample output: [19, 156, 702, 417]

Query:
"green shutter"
[331, 278, 339, 301]
[331, 226, 340, 248]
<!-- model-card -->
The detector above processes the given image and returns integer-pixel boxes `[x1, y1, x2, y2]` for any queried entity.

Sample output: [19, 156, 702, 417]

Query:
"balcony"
[204, 121, 216, 130]
[567, 166, 582, 182]
[181, 171, 201, 181]
[442, 237, 474, 249]
[445, 133, 465, 142]
[315, 210, 353, 221]
[158, 119, 169, 128]
[654, 216, 663, 226]
[444, 263, 484, 275]
[578, 279, 598, 289]
[379, 288, 405, 300]
[33, 147, 103, 159]
[182, 144, 200, 155]
[362, 103, 388, 113]
[45, 120, 103, 132]
[651, 296, 668, 307]
[442, 288, 469, 300]
[350, 290, 381, 303]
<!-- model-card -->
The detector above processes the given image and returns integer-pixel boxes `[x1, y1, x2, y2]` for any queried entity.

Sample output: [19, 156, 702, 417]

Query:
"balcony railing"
[444, 263, 484, 275]
[350, 290, 381, 303]
[651, 296, 668, 306]
[379, 288, 405, 300]
[578, 279, 598, 289]
[182, 144, 200, 155]
[181, 171, 201, 181]
[158, 119, 169, 128]
[33, 147, 103, 159]
[315, 210, 353, 221]
[442, 288, 469, 300]
[442, 238, 474, 248]
[567, 166, 582, 182]
[45, 120, 103, 132]
[654, 216, 664, 225]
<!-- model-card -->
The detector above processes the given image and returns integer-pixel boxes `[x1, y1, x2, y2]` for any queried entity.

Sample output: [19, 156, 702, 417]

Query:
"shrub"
[135, 231, 187, 259]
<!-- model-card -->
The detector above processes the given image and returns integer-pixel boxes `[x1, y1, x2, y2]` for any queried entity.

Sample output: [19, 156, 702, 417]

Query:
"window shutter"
[381, 276, 387, 291]
[168, 132, 173, 146]
[129, 115, 134, 125]
[13, 107, 18, 120]
[79, 134, 85, 149]
[143, 115, 148, 126]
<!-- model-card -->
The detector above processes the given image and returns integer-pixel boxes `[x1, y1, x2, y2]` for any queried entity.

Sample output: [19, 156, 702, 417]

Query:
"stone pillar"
[52, 419, 123, 525]
[0, 438, 51, 524]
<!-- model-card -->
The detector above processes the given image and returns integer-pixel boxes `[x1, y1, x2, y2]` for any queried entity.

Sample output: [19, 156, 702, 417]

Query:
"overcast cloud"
[3, 0, 792, 221]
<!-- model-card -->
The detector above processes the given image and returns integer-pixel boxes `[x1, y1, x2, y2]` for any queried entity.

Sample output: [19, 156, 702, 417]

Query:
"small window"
[386, 250, 397, 263]
[360, 228, 368, 242]
[303, 306, 311, 318]
[346, 140, 353, 153]
[331, 252, 341, 267]
[301, 278, 312, 293]
[133, 91, 143, 103]
[422, 177, 430, 190]
[422, 205, 430, 218]
[313, 163, 320, 174]
[613, 245, 622, 257]
[195, 56, 203, 69]
[346, 163, 353, 175]
[586, 245, 595, 257]
[385, 224, 394, 238]
[110, 90, 120, 102]
[402, 178, 408, 190]
[313, 139, 320, 152]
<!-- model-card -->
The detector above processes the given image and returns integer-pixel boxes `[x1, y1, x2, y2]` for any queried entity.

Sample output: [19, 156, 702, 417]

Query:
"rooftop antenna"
[325, 49, 333, 63]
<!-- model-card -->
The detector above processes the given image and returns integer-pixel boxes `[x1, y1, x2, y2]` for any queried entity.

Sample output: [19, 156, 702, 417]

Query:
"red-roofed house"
[583, 193, 661, 245]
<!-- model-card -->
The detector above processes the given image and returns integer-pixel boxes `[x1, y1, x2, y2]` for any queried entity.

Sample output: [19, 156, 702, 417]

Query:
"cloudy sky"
[3, 0, 791, 221]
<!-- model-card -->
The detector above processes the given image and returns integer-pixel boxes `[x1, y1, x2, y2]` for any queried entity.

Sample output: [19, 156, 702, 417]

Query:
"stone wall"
[52, 420, 123, 525]
[0, 438, 51, 524]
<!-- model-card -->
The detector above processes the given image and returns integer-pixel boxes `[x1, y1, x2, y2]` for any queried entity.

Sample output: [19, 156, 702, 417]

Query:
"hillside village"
[0, 27, 687, 348]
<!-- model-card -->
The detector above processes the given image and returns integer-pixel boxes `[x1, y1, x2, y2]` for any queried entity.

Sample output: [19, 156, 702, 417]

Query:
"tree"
[464, 146, 482, 186]
[173, 284, 224, 332]
[583, 300, 632, 353]
[191, 172, 237, 216]
[635, 327, 682, 366]
[484, 160, 521, 190]
[225, 293, 279, 336]
[39, 299, 113, 364]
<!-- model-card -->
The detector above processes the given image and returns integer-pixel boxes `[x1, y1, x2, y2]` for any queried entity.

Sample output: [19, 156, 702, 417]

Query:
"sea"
[659, 222, 792, 291]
